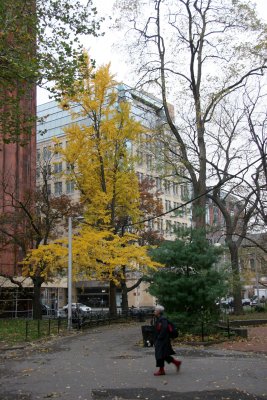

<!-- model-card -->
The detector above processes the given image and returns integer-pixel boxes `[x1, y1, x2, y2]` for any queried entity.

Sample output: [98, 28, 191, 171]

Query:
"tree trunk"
[121, 282, 129, 314]
[192, 188, 207, 230]
[32, 276, 43, 320]
[109, 280, 117, 316]
[228, 243, 243, 315]
[120, 267, 129, 314]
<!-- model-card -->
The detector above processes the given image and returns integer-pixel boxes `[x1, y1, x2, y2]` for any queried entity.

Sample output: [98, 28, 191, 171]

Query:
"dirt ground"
[211, 326, 267, 354]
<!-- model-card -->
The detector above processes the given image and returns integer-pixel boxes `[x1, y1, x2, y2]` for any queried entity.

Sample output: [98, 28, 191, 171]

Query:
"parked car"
[139, 306, 154, 315]
[128, 306, 140, 316]
[55, 308, 67, 318]
[62, 303, 92, 316]
[251, 296, 259, 306]
[242, 298, 251, 306]
[128, 306, 154, 316]
[219, 297, 234, 308]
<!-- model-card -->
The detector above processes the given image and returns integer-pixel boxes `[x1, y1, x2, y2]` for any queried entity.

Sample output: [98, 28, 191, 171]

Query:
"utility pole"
[68, 217, 72, 330]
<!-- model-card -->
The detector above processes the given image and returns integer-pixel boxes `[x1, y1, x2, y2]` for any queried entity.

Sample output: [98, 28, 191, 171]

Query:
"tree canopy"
[58, 57, 146, 232]
[113, 0, 267, 314]
[148, 229, 228, 325]
[114, 0, 267, 227]
[0, 0, 102, 143]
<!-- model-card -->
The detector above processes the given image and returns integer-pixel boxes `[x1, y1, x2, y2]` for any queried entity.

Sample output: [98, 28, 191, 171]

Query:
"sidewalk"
[0, 321, 267, 400]
[1, 321, 266, 354]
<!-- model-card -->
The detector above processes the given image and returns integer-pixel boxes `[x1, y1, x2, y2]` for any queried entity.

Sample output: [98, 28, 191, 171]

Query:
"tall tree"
[201, 93, 260, 313]
[148, 229, 227, 326]
[114, 0, 267, 313]
[114, 0, 266, 228]
[57, 58, 159, 315]
[0, 0, 102, 144]
[243, 85, 267, 228]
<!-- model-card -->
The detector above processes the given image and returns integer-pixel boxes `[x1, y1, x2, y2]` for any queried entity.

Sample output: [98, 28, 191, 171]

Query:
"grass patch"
[0, 318, 68, 345]
[227, 310, 267, 321]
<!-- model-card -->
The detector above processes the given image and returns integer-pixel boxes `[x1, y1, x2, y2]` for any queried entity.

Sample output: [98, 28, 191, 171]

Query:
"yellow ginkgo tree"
[50, 56, 160, 314]
[22, 243, 68, 280]
[58, 60, 143, 231]
[21, 230, 159, 282]
[70, 228, 160, 284]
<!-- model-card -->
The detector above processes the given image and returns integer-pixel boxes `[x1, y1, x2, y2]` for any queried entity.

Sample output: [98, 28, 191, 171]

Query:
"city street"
[0, 321, 267, 400]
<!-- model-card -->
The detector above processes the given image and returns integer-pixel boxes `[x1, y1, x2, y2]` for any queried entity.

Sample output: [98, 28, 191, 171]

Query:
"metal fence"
[1, 310, 255, 345]
[0, 311, 147, 343]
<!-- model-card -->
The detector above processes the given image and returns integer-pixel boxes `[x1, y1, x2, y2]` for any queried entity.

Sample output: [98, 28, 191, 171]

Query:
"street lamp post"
[67, 215, 85, 329]
[68, 217, 72, 330]
[255, 253, 260, 306]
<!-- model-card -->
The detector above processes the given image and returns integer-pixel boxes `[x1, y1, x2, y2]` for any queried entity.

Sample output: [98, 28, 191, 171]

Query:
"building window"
[147, 219, 154, 230]
[54, 142, 63, 158]
[136, 150, 143, 166]
[166, 220, 172, 233]
[146, 154, 153, 170]
[173, 183, 179, 196]
[165, 200, 172, 212]
[181, 184, 188, 200]
[164, 180, 171, 194]
[66, 180, 75, 194]
[138, 172, 144, 182]
[66, 162, 74, 172]
[54, 162, 62, 174]
[43, 147, 51, 160]
[213, 207, 219, 224]
[54, 182, 62, 196]
[157, 218, 164, 232]
[156, 177, 162, 190]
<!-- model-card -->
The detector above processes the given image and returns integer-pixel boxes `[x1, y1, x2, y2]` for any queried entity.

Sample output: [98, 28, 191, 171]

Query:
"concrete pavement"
[0, 321, 267, 399]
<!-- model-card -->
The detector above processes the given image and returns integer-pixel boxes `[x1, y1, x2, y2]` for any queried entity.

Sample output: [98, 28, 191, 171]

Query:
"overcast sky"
[37, 0, 267, 105]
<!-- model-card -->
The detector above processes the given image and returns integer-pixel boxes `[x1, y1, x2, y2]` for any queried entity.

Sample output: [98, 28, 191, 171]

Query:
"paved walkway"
[0, 322, 267, 400]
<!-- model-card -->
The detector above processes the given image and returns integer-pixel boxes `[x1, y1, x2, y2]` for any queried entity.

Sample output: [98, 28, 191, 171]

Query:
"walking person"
[153, 305, 182, 376]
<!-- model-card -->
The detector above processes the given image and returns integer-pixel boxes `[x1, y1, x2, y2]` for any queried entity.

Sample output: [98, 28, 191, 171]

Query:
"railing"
[0, 318, 68, 343]
[0, 311, 148, 344]
[176, 320, 233, 342]
[2, 310, 258, 345]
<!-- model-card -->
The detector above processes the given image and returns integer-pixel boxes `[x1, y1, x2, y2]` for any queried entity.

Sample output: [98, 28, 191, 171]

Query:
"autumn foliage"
[21, 57, 161, 313]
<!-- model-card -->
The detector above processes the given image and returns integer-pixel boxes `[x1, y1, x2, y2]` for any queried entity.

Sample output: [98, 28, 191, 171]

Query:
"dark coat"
[154, 315, 175, 360]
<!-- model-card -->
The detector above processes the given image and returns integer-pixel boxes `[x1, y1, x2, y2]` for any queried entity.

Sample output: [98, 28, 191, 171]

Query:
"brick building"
[0, 89, 36, 276]
[0, 0, 37, 277]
